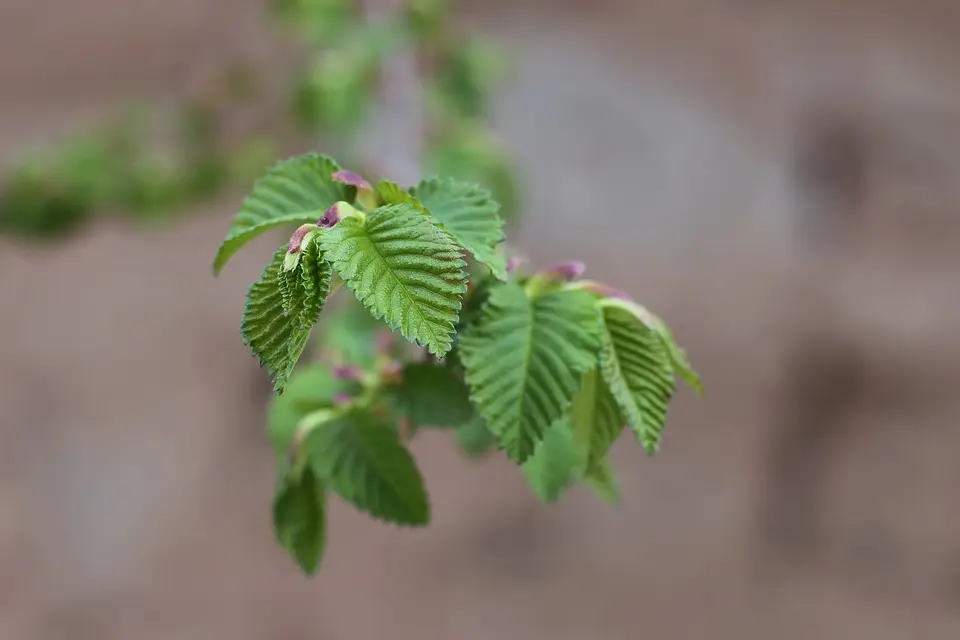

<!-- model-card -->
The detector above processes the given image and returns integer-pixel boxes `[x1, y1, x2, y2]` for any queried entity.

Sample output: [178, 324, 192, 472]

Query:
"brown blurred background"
[2, 0, 960, 637]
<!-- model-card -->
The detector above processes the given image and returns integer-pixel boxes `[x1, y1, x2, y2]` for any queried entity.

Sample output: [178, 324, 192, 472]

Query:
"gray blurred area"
[2, 0, 960, 637]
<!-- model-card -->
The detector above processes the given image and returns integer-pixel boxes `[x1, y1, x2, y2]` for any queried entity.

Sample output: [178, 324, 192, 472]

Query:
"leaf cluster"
[215, 152, 700, 575]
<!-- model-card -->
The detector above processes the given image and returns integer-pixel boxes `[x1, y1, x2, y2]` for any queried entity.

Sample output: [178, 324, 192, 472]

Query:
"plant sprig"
[215, 152, 700, 575]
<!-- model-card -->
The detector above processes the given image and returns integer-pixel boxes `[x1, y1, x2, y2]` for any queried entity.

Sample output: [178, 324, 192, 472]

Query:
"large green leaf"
[599, 300, 676, 453]
[306, 409, 430, 526]
[458, 284, 602, 463]
[241, 241, 332, 393]
[522, 418, 581, 503]
[213, 154, 348, 274]
[410, 177, 507, 280]
[272, 467, 327, 575]
[385, 363, 474, 428]
[318, 203, 467, 357]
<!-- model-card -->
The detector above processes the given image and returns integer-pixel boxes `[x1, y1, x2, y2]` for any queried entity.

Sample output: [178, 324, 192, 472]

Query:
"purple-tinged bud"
[540, 260, 586, 282]
[317, 203, 341, 228]
[381, 360, 402, 382]
[333, 364, 362, 381]
[332, 392, 353, 406]
[317, 201, 362, 228]
[287, 223, 316, 254]
[331, 169, 373, 191]
[506, 256, 526, 275]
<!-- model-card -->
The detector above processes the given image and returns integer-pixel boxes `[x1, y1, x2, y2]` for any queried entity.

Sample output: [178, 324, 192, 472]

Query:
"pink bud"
[287, 224, 315, 253]
[331, 170, 373, 191]
[540, 260, 586, 282]
[332, 392, 352, 406]
[317, 203, 340, 228]
[506, 256, 526, 275]
[332, 364, 362, 381]
[583, 281, 632, 301]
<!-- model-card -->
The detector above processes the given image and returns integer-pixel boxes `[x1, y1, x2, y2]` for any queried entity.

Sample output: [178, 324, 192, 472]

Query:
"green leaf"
[410, 177, 507, 280]
[318, 203, 467, 357]
[584, 456, 621, 505]
[273, 467, 327, 575]
[650, 316, 702, 394]
[458, 284, 603, 463]
[241, 243, 331, 393]
[268, 364, 362, 461]
[599, 300, 677, 454]
[385, 363, 473, 428]
[454, 414, 498, 457]
[569, 367, 625, 473]
[306, 409, 430, 525]
[522, 418, 581, 503]
[213, 153, 348, 274]
[320, 297, 386, 367]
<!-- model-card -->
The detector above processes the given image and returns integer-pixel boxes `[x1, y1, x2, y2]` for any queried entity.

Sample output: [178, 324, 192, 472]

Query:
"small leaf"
[522, 418, 581, 503]
[584, 456, 621, 505]
[569, 368, 625, 473]
[410, 177, 507, 281]
[306, 409, 430, 526]
[385, 363, 473, 428]
[213, 153, 348, 274]
[273, 467, 327, 575]
[599, 301, 676, 454]
[650, 316, 702, 394]
[458, 284, 603, 463]
[454, 414, 498, 457]
[318, 203, 467, 357]
[268, 364, 362, 461]
[241, 242, 332, 393]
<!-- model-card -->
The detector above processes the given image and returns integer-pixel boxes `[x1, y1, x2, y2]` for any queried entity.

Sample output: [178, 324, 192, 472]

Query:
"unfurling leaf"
[599, 300, 676, 454]
[411, 177, 507, 281]
[318, 203, 467, 357]
[213, 153, 348, 274]
[241, 241, 332, 393]
[522, 419, 581, 502]
[306, 409, 430, 526]
[458, 284, 602, 463]
[273, 467, 327, 575]
[385, 363, 473, 429]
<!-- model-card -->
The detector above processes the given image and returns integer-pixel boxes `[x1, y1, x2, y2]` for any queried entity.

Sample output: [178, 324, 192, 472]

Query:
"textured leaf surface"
[570, 368, 625, 472]
[599, 301, 676, 453]
[651, 316, 702, 394]
[411, 177, 507, 280]
[273, 467, 327, 575]
[241, 247, 325, 393]
[306, 409, 430, 525]
[268, 364, 362, 461]
[386, 363, 473, 428]
[213, 154, 347, 274]
[458, 284, 602, 463]
[318, 203, 467, 356]
[522, 419, 581, 503]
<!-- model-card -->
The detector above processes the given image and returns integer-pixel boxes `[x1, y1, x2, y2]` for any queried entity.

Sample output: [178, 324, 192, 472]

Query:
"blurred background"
[2, 0, 960, 637]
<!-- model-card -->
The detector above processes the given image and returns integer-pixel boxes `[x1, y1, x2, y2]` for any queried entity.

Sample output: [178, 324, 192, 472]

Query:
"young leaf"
[569, 367, 625, 474]
[584, 456, 621, 505]
[268, 364, 362, 461]
[384, 363, 474, 428]
[318, 203, 467, 357]
[410, 177, 507, 280]
[306, 409, 430, 526]
[522, 418, 582, 503]
[213, 153, 348, 274]
[454, 414, 498, 457]
[273, 467, 327, 575]
[599, 301, 676, 454]
[241, 247, 319, 393]
[458, 284, 603, 463]
[650, 316, 702, 394]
